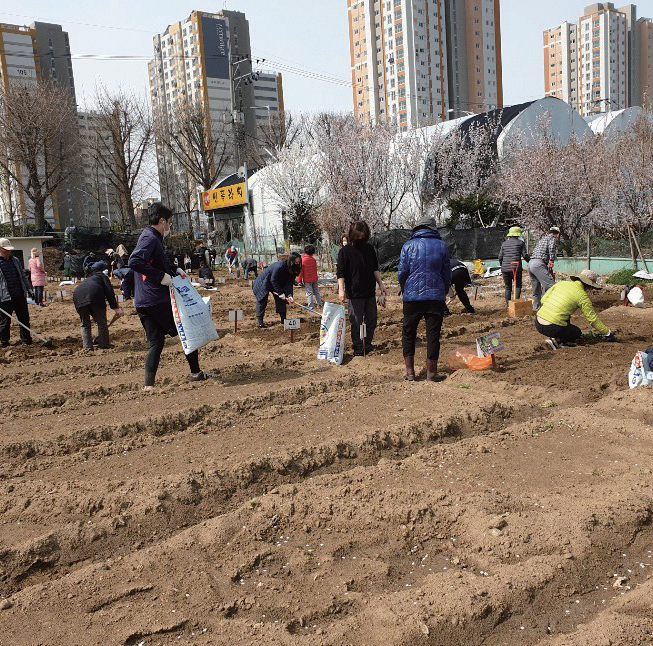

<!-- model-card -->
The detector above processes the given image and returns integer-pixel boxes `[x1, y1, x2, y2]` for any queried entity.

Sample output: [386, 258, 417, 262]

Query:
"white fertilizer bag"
[318, 302, 347, 365]
[629, 351, 653, 389]
[627, 286, 646, 308]
[170, 276, 219, 354]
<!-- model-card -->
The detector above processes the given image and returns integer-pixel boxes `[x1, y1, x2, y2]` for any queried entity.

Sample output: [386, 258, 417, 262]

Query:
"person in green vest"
[534, 269, 616, 350]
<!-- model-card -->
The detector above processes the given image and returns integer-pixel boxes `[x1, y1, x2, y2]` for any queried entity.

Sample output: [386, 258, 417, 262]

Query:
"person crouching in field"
[398, 217, 451, 382]
[73, 261, 123, 351]
[534, 269, 616, 350]
[252, 253, 302, 328]
[298, 244, 322, 311]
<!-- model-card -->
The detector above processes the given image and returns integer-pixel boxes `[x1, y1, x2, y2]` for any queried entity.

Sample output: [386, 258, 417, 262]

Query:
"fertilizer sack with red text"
[318, 302, 346, 365]
[170, 276, 219, 355]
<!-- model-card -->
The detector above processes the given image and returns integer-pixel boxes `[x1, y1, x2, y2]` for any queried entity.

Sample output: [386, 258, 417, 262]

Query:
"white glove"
[176, 268, 187, 279]
[161, 274, 173, 287]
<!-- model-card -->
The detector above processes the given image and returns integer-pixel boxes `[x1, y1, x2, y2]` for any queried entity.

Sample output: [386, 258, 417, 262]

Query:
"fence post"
[587, 230, 591, 270]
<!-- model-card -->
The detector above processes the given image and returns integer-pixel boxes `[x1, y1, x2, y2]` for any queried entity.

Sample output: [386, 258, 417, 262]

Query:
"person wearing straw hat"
[534, 269, 616, 350]
[0, 238, 33, 346]
[498, 226, 530, 306]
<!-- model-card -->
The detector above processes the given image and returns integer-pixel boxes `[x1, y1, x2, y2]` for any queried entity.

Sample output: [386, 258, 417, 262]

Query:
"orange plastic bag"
[447, 347, 494, 371]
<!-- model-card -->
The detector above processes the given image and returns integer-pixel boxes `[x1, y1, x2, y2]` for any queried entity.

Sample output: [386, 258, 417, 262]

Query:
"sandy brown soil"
[0, 271, 652, 646]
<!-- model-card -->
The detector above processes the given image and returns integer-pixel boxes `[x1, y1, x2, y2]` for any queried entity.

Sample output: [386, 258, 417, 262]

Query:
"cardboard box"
[508, 299, 533, 318]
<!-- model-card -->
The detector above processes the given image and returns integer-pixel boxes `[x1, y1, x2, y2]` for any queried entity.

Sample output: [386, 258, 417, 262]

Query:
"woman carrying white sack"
[128, 202, 208, 389]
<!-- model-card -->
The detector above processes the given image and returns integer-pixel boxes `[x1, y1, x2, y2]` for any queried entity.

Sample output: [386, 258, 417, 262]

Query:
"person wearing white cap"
[528, 226, 561, 311]
[534, 269, 616, 349]
[0, 238, 33, 347]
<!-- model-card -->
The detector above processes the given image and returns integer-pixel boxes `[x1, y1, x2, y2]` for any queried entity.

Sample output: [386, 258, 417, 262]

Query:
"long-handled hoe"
[0, 305, 53, 348]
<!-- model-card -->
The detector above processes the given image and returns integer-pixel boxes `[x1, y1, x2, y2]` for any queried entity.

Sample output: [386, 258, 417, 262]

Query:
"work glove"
[160, 274, 173, 287]
[548, 262, 554, 270]
[377, 293, 387, 307]
[604, 331, 617, 342]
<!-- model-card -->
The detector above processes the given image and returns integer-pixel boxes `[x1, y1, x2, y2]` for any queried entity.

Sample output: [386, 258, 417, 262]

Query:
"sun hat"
[573, 269, 602, 289]
[549, 226, 561, 234]
[506, 226, 523, 238]
[0, 237, 15, 250]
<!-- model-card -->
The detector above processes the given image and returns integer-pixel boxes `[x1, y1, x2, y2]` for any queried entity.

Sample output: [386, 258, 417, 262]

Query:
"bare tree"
[0, 80, 80, 230]
[418, 116, 503, 228]
[154, 97, 232, 194]
[314, 113, 387, 230]
[596, 110, 653, 237]
[260, 144, 324, 243]
[94, 87, 153, 228]
[245, 110, 303, 168]
[0, 166, 17, 235]
[499, 115, 601, 253]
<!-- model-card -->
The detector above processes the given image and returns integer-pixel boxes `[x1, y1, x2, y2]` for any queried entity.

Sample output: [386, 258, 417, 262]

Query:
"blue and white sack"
[318, 302, 346, 365]
[170, 276, 219, 354]
[628, 351, 653, 389]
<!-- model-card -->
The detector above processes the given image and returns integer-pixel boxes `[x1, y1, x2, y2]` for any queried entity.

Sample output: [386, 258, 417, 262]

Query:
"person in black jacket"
[337, 221, 387, 356]
[72, 261, 123, 351]
[128, 202, 206, 389]
[252, 253, 301, 328]
[444, 259, 476, 316]
[197, 261, 214, 285]
[498, 227, 530, 306]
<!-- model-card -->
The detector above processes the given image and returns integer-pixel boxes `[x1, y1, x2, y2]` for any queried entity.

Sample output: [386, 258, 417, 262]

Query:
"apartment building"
[252, 72, 285, 126]
[347, 0, 503, 129]
[0, 21, 80, 228]
[77, 111, 121, 228]
[149, 10, 284, 214]
[544, 3, 653, 117]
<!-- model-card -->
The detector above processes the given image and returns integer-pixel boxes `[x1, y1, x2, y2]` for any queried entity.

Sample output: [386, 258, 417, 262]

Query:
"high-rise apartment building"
[77, 111, 121, 228]
[544, 3, 653, 117]
[347, 0, 503, 129]
[149, 10, 284, 214]
[0, 21, 80, 228]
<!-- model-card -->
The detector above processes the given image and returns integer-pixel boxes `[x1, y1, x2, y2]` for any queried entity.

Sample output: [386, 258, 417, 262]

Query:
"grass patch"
[606, 269, 642, 286]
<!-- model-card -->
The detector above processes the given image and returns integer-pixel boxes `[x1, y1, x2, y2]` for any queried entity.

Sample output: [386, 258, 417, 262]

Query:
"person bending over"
[252, 253, 302, 328]
[73, 261, 123, 351]
[128, 202, 207, 389]
[534, 269, 616, 350]
[444, 259, 475, 315]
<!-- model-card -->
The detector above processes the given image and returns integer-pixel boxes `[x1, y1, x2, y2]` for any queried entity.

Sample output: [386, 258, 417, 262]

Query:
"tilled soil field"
[0, 272, 652, 646]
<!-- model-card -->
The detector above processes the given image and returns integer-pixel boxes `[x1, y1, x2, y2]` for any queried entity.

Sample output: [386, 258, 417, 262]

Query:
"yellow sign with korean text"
[202, 183, 247, 211]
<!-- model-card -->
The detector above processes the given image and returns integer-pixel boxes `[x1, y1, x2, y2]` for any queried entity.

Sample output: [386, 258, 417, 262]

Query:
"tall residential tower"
[0, 21, 80, 228]
[544, 3, 653, 117]
[149, 10, 284, 214]
[347, 0, 503, 129]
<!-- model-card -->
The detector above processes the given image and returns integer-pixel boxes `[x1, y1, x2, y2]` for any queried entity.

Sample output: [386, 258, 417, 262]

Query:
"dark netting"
[69, 254, 86, 278]
[371, 227, 507, 271]
[370, 229, 412, 271]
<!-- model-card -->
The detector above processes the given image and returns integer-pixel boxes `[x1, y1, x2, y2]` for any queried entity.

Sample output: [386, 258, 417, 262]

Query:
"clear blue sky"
[0, 0, 601, 112]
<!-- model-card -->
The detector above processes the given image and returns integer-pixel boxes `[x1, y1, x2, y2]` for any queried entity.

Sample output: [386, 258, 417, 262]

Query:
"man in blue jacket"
[128, 203, 206, 389]
[252, 253, 302, 328]
[398, 217, 451, 382]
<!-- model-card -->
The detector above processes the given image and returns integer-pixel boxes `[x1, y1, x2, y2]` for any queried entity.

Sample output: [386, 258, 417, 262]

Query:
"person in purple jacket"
[128, 202, 206, 389]
[398, 217, 451, 382]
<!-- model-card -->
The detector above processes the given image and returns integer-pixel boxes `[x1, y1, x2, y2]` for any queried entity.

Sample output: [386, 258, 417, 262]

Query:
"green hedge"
[605, 269, 642, 286]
